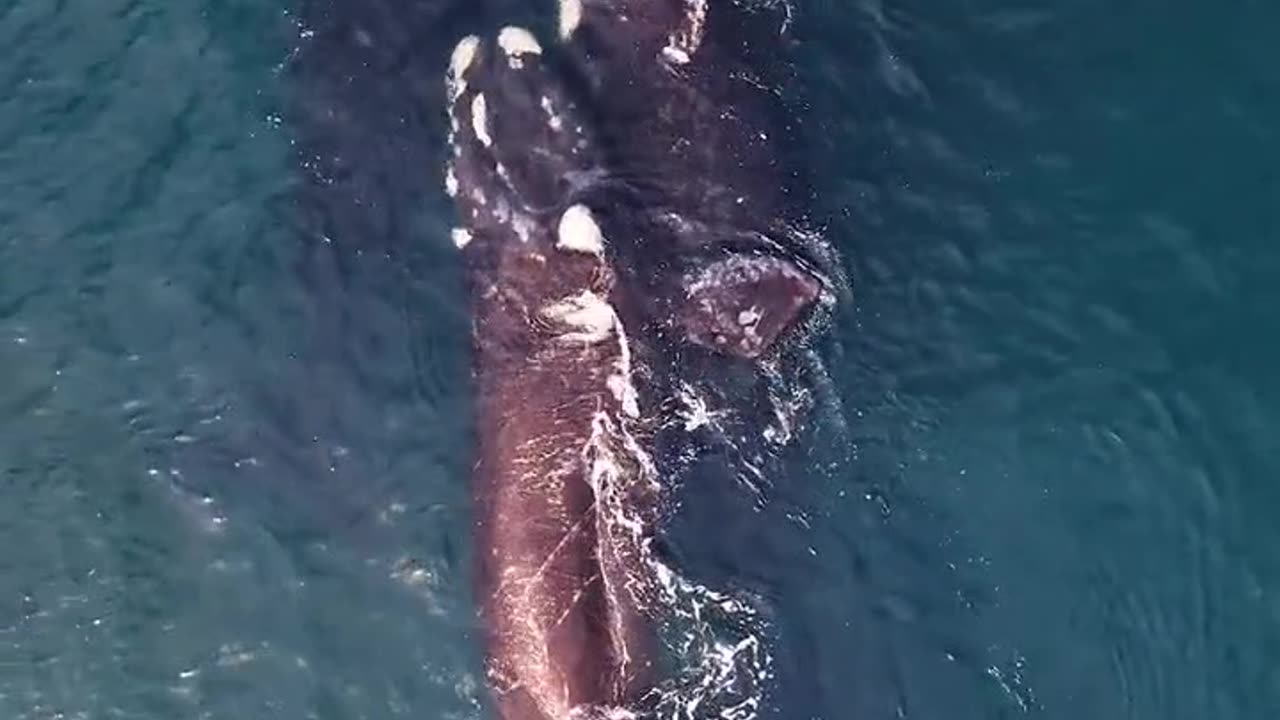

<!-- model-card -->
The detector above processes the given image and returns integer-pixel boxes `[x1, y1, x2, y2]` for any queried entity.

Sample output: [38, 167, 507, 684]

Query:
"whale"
[442, 3, 840, 719]
[550, 0, 842, 475]
[445, 27, 661, 720]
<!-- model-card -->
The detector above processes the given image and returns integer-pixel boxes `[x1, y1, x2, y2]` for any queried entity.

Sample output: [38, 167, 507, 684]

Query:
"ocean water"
[1, 0, 1277, 718]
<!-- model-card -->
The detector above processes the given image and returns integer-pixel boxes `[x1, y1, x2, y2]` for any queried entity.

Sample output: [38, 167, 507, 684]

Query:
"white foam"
[543, 297, 770, 720]
[447, 35, 480, 100]
[540, 95, 564, 131]
[609, 317, 640, 418]
[498, 26, 542, 56]
[676, 383, 718, 431]
[471, 93, 492, 147]
[559, 0, 583, 39]
[567, 706, 637, 720]
[451, 227, 473, 249]
[663, 0, 708, 65]
[555, 204, 605, 255]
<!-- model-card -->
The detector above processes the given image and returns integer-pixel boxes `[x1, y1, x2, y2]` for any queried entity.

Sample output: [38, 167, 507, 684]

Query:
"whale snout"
[445, 27, 603, 237]
[444, 28, 620, 349]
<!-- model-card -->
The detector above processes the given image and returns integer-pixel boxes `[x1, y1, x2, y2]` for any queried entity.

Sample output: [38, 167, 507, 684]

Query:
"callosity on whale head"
[444, 26, 628, 358]
[446, 27, 603, 247]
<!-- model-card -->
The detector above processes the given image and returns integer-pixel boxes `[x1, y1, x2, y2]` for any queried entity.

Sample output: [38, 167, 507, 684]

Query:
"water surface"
[1, 0, 1277, 718]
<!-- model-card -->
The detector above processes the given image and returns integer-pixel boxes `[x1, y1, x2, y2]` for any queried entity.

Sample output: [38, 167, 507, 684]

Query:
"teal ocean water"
[2, 0, 1277, 718]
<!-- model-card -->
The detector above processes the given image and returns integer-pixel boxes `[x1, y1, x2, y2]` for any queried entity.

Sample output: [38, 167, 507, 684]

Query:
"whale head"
[445, 21, 831, 362]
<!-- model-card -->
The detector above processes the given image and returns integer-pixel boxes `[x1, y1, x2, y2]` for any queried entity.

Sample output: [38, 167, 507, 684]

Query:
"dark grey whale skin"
[444, 3, 840, 720]
[556, 0, 843, 461]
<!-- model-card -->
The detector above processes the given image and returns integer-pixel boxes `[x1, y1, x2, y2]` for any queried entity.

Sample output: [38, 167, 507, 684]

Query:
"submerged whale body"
[443, 3, 841, 718]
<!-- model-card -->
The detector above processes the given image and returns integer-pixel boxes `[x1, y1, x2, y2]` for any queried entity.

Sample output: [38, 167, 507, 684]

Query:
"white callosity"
[556, 204, 606, 256]
[539, 287, 638, 417]
[472, 93, 492, 148]
[447, 35, 480, 101]
[444, 36, 480, 200]
[498, 26, 543, 67]
[558, 0, 583, 39]
[451, 227, 473, 249]
[444, 163, 459, 197]
[542, 290, 617, 344]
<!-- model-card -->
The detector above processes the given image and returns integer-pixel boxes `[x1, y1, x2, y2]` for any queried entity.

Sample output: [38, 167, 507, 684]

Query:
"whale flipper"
[675, 253, 822, 359]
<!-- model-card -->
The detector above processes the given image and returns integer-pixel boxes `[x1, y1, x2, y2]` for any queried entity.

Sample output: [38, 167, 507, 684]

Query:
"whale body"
[443, 3, 840, 718]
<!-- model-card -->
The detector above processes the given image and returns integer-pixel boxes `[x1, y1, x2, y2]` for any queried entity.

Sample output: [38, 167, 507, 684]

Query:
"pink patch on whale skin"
[676, 254, 821, 359]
